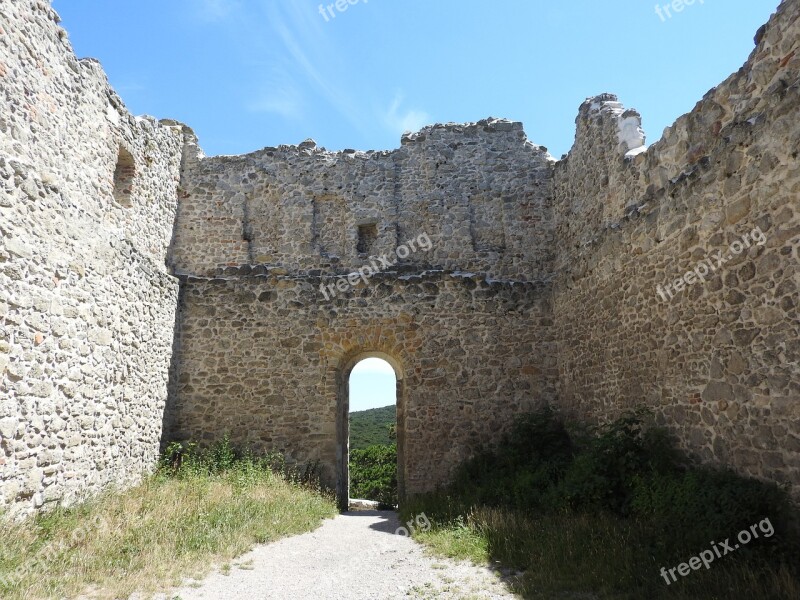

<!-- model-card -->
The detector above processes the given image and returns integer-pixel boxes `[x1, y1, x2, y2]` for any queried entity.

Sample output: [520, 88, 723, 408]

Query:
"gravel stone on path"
[157, 510, 520, 600]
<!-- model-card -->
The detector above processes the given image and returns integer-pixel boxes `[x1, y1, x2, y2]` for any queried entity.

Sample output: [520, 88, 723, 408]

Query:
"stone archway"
[335, 351, 406, 511]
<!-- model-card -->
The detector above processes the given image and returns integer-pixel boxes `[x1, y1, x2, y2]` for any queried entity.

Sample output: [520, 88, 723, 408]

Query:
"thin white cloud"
[200, 0, 419, 147]
[113, 81, 146, 93]
[196, 0, 240, 22]
[263, 3, 371, 137]
[384, 93, 430, 136]
[247, 83, 304, 120]
[352, 358, 396, 376]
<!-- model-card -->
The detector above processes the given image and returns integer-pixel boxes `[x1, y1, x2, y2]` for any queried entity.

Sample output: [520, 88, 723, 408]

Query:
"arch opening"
[336, 352, 405, 510]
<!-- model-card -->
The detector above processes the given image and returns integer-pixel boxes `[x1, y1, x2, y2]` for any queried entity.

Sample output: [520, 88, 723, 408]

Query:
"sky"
[349, 358, 396, 413]
[51, 1, 777, 159]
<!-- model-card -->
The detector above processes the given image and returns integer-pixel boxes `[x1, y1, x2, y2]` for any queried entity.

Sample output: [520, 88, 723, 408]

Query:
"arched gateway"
[338, 352, 403, 510]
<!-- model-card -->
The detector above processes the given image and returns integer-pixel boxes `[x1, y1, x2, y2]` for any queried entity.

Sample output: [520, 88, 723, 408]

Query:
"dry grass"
[0, 471, 337, 599]
[408, 507, 800, 600]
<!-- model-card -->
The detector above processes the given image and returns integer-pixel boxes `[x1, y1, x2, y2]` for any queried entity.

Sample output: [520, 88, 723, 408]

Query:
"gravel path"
[160, 510, 520, 600]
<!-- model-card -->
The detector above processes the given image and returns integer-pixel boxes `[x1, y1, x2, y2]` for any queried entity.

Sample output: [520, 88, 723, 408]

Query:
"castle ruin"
[1, 0, 798, 516]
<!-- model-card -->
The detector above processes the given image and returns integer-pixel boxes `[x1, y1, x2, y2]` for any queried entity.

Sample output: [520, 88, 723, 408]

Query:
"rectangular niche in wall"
[470, 195, 506, 252]
[356, 223, 378, 256]
[313, 194, 347, 258]
[113, 146, 136, 208]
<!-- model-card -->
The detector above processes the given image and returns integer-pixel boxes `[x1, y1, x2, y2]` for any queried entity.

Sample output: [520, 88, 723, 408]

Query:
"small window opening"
[356, 223, 378, 255]
[113, 147, 136, 208]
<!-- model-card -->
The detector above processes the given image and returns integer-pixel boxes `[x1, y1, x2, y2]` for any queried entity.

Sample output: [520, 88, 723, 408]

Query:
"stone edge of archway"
[332, 349, 406, 511]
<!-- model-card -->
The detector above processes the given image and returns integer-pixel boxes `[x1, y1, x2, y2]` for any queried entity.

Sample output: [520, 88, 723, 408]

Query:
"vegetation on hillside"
[349, 404, 396, 450]
[403, 408, 800, 599]
[0, 437, 336, 600]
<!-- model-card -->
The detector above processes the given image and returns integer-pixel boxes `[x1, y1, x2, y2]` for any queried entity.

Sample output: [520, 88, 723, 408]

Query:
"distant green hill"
[349, 405, 396, 450]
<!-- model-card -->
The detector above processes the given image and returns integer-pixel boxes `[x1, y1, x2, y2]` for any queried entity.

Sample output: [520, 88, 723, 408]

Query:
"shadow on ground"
[341, 509, 401, 535]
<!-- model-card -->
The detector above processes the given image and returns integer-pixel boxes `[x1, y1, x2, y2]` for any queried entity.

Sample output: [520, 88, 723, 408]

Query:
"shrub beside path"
[154, 510, 519, 600]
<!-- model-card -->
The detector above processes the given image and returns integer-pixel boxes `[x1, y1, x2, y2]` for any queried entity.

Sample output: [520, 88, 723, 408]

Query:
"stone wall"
[150, 0, 800, 503]
[166, 268, 555, 506]
[2, 0, 798, 517]
[551, 0, 799, 493]
[0, 1, 186, 516]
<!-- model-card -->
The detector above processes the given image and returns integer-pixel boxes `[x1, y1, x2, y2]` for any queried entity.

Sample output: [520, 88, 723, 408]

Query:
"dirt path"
[158, 510, 519, 600]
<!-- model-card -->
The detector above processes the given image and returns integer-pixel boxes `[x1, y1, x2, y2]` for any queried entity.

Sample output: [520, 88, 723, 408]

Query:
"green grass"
[406, 506, 800, 600]
[414, 514, 489, 563]
[402, 409, 800, 600]
[349, 405, 396, 450]
[0, 439, 337, 600]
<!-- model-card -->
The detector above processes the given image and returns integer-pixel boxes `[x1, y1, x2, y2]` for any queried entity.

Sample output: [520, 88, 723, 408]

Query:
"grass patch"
[414, 514, 489, 564]
[0, 437, 337, 599]
[402, 409, 800, 599]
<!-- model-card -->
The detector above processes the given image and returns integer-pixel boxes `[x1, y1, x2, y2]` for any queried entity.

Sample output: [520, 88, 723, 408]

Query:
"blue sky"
[349, 358, 396, 413]
[52, 1, 777, 158]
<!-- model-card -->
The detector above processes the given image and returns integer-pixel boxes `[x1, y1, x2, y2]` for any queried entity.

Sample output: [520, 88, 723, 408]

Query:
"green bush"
[349, 443, 397, 507]
[404, 408, 800, 598]
[553, 410, 682, 515]
[631, 467, 797, 559]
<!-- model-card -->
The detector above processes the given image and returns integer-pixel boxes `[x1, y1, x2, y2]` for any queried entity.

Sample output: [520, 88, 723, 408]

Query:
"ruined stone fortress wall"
[169, 122, 555, 281]
[1, 0, 798, 516]
[551, 0, 800, 493]
[167, 123, 559, 504]
[0, 1, 186, 516]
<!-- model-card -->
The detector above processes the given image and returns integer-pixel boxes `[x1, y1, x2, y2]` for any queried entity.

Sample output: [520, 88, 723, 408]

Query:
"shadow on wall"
[160, 285, 185, 451]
